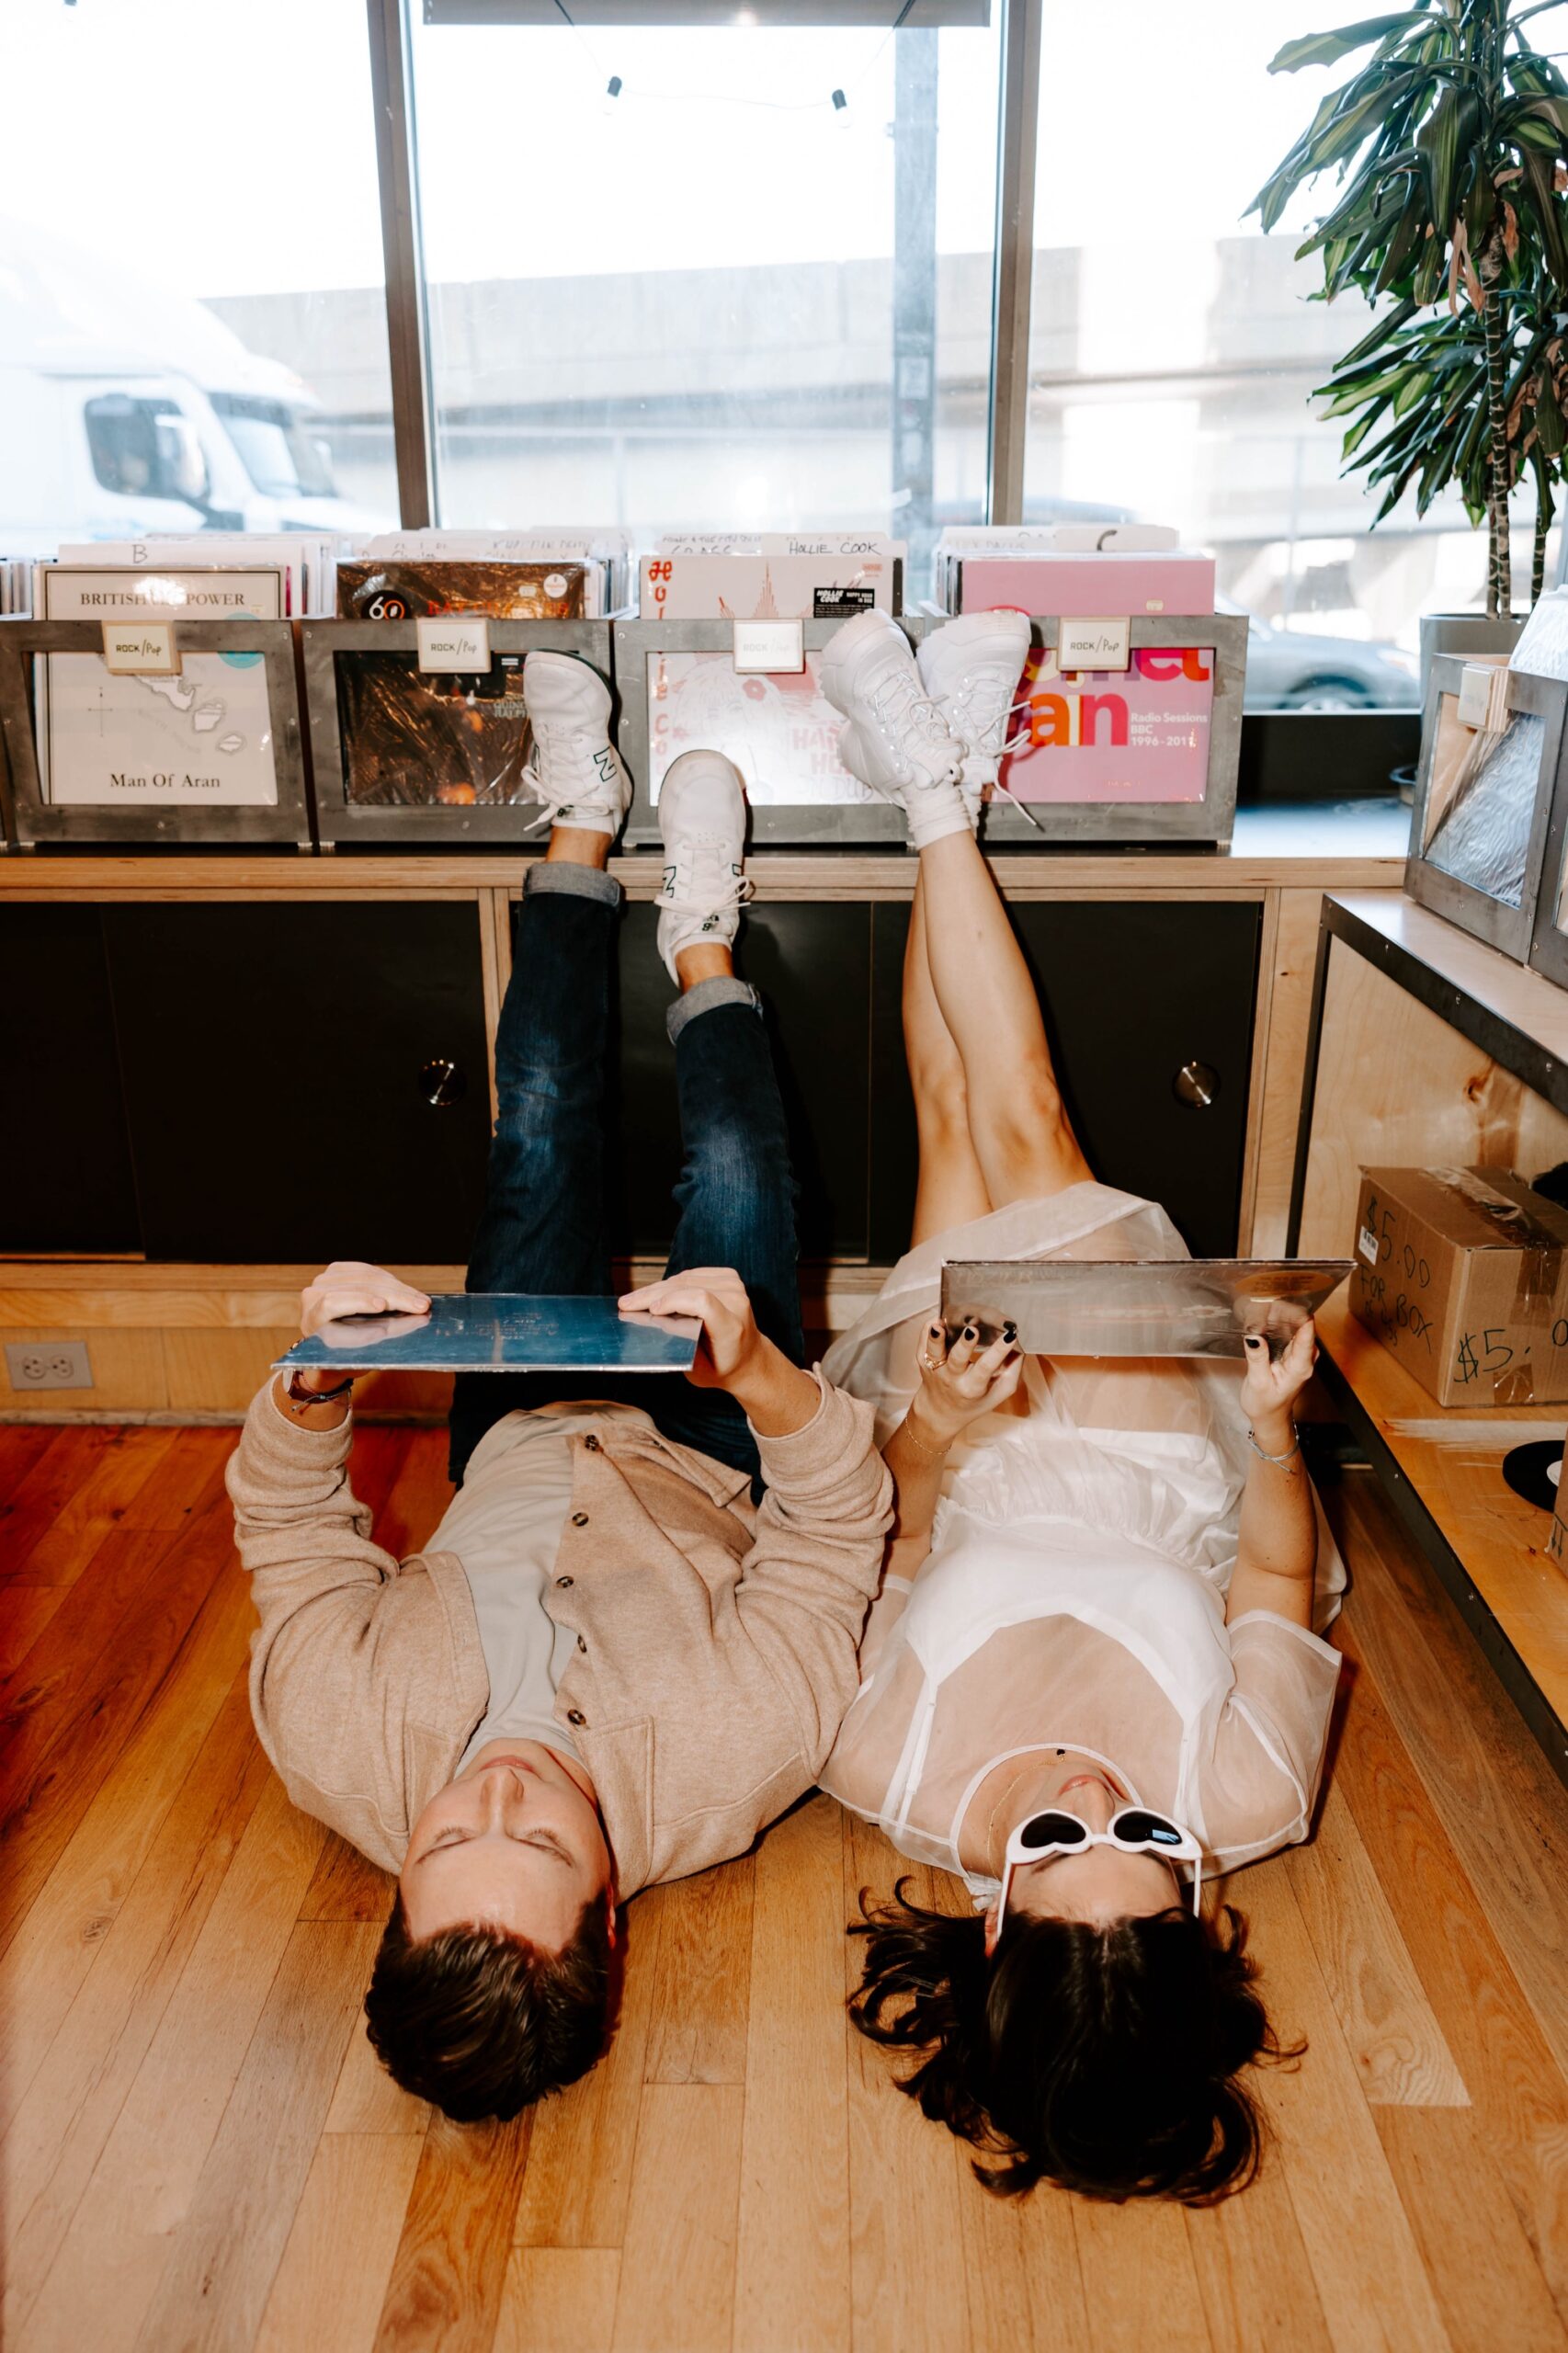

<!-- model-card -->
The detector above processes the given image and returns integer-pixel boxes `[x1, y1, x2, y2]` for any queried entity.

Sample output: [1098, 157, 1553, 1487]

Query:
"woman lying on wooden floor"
[814, 609, 1346, 2203]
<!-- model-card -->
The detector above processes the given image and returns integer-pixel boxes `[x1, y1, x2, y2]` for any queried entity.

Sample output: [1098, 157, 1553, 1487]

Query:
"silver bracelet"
[1245, 1425, 1301, 1468]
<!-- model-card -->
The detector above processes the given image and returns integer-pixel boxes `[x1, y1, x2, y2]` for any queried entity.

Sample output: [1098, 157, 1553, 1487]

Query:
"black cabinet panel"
[519, 900, 873, 1262]
[103, 903, 493, 1263]
[869, 900, 1261, 1261]
[0, 905, 141, 1252]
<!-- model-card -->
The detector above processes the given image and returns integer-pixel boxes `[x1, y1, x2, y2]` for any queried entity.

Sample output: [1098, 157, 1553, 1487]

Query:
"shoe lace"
[866, 663, 958, 769]
[521, 719, 615, 828]
[660, 834, 756, 915]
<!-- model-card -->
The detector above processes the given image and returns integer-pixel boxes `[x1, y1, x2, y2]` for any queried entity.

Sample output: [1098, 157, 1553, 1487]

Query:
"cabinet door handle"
[1172, 1060, 1220, 1109]
[417, 1057, 467, 1108]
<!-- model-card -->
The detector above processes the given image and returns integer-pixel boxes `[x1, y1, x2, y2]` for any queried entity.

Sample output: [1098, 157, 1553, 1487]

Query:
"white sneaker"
[520, 650, 631, 837]
[655, 750, 755, 983]
[916, 609, 1033, 825]
[818, 609, 970, 849]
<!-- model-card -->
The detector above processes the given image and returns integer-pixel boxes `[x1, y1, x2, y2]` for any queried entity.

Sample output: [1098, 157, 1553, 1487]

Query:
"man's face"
[400, 1739, 614, 1950]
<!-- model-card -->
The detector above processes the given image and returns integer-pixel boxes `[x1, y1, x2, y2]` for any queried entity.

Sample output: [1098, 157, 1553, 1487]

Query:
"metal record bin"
[1408, 650, 1565, 963]
[301, 617, 615, 847]
[0, 617, 310, 850]
[614, 611, 1247, 849]
[616, 615, 915, 850]
[978, 613, 1247, 847]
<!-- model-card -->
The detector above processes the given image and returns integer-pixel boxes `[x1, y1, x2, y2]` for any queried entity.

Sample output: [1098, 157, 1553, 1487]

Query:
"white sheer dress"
[818, 1182, 1346, 1901]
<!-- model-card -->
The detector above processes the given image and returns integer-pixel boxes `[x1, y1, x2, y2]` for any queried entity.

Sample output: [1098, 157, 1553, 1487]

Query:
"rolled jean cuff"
[523, 861, 622, 907]
[665, 975, 762, 1043]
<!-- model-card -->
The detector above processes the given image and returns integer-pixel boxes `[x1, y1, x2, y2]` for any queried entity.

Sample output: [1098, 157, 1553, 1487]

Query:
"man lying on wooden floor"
[225, 655, 890, 2124]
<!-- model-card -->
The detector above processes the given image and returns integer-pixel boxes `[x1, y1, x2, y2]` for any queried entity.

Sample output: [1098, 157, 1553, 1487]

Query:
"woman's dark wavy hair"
[365, 1892, 614, 2123]
[848, 1881, 1297, 2202]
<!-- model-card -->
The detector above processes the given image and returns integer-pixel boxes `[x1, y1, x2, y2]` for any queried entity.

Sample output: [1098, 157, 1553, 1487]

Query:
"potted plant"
[1251, 0, 1568, 673]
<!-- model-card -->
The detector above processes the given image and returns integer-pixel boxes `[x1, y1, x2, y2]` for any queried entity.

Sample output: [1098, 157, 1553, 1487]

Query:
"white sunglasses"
[996, 1806, 1205, 1929]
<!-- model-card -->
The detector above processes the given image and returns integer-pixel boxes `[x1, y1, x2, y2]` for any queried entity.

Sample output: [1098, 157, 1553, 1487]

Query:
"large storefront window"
[1020, 0, 1527, 712]
[407, 12, 1001, 606]
[0, 0, 397, 551]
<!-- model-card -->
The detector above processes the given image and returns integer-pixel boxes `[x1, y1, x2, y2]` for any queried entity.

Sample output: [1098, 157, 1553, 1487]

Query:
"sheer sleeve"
[1200, 1612, 1342, 1867]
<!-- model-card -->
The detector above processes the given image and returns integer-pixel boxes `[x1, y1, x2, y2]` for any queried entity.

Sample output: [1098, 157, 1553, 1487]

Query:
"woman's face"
[987, 1763, 1179, 1946]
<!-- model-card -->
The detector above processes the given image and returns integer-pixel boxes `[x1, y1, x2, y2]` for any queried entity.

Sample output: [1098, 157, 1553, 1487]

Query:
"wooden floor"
[3, 1428, 1568, 2353]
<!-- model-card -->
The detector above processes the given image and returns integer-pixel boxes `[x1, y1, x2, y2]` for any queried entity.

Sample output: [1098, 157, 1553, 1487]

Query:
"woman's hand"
[908, 1319, 1024, 1448]
[1240, 1314, 1317, 1436]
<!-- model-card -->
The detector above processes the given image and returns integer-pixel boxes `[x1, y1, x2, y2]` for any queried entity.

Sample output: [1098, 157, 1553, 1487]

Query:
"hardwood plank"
[496, 2250, 619, 2353]
[642, 1851, 754, 2085]
[1328, 1473, 1568, 2084]
[0, 1424, 122, 1544]
[1071, 2195, 1211, 2353]
[839, 1806, 971, 2353]
[20, 1775, 325, 2353]
[0, 1496, 235, 1965]
[131, 1919, 375, 2353]
[255, 2133, 424, 2353]
[118, 1425, 236, 1531]
[734, 1795, 852, 2353]
[0, 1426, 177, 1584]
[302, 1831, 399, 1923]
[1331, 1656, 1568, 2316]
[1375, 2108, 1567, 2353]
[1239, 1857, 1454, 2352]
[0, 1576, 67, 1677]
[0, 1548, 254, 2131]
[0, 1677, 269, 2338]
[373, 2108, 533, 2353]
[326, 2018, 431, 2135]
[957, 2154, 1088, 2353]
[0, 1422, 63, 1495]
[609, 2083, 744, 2353]
[1284, 1778, 1469, 2108]
[1184, 2149, 1334, 2353]
[513, 1886, 664, 2249]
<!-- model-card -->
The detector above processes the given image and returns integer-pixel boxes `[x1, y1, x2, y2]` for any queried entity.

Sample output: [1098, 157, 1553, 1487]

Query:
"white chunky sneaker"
[818, 609, 970, 849]
[655, 749, 755, 983]
[520, 650, 631, 837]
[916, 608, 1034, 826]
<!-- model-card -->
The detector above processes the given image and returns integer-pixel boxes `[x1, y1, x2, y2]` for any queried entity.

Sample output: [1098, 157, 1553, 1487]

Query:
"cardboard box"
[1349, 1165, 1568, 1405]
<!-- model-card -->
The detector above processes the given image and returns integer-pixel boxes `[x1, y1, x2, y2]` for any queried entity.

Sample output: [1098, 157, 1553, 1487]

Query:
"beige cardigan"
[226, 1378, 892, 1892]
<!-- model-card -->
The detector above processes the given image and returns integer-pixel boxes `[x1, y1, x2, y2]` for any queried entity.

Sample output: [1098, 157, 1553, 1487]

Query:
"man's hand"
[619, 1267, 819, 1436]
[292, 1263, 432, 1397]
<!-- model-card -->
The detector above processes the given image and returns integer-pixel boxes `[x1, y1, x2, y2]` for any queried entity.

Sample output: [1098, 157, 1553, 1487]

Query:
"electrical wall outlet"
[5, 1341, 93, 1392]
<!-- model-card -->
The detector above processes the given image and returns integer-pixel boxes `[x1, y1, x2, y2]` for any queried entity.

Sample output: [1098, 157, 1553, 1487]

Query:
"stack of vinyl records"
[0, 557, 34, 615]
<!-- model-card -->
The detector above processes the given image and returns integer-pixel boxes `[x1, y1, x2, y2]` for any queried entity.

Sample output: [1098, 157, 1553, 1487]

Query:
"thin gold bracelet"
[899, 1413, 950, 1462]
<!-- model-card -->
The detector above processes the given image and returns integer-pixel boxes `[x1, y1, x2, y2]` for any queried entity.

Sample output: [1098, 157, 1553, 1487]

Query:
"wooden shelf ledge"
[1314, 1290, 1568, 1777]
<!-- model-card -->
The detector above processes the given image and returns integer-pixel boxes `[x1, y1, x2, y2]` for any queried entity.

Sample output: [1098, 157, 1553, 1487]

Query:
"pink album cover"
[999, 643, 1215, 804]
[952, 551, 1214, 617]
[645, 651, 875, 806]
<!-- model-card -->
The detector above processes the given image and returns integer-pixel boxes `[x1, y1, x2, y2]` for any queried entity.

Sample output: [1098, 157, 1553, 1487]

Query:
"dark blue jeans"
[448, 862, 803, 1490]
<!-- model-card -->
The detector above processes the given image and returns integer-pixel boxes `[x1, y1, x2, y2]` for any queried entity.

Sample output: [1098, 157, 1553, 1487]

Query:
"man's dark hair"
[848, 1881, 1296, 2202]
[365, 1892, 614, 2122]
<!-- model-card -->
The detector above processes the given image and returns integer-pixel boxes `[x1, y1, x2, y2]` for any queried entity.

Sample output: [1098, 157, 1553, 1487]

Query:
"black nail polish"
[962, 1323, 978, 1341]
[929, 1324, 942, 1338]
[1003, 1321, 1017, 1344]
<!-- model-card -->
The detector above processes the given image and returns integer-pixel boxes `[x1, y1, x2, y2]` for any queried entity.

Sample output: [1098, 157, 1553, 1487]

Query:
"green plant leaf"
[1268, 14, 1433, 74]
